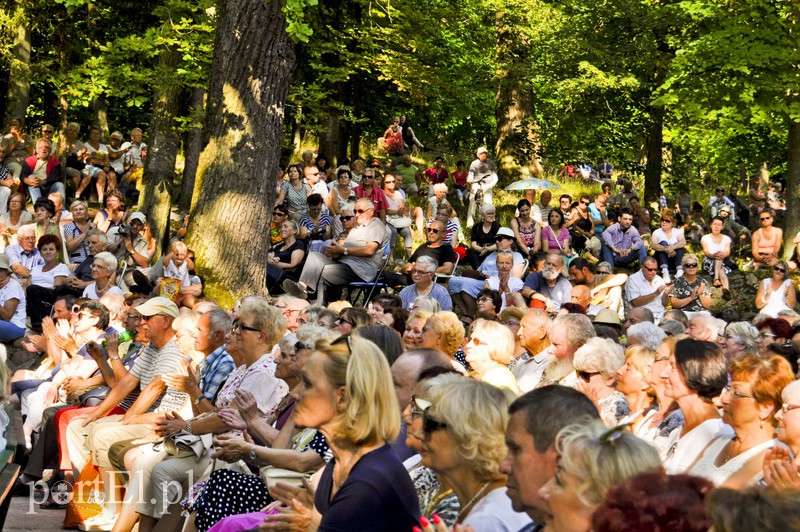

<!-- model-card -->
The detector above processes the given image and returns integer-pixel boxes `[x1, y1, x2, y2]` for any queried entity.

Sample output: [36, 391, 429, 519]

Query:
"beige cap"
[0, 254, 10, 271]
[135, 297, 179, 319]
[593, 308, 621, 327]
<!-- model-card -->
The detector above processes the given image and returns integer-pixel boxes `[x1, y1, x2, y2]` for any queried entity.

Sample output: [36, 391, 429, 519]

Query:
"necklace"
[424, 486, 454, 517]
[455, 480, 493, 523]
[96, 277, 113, 294]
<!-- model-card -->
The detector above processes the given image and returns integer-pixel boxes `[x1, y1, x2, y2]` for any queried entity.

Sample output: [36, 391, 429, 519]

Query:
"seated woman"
[309, 203, 357, 254]
[688, 354, 793, 487]
[403, 310, 432, 351]
[270, 204, 288, 247]
[464, 318, 519, 393]
[415, 374, 531, 530]
[566, 194, 597, 259]
[420, 311, 467, 371]
[82, 251, 124, 300]
[751, 209, 782, 269]
[484, 250, 526, 310]
[298, 193, 332, 241]
[573, 337, 629, 426]
[465, 204, 500, 269]
[413, 183, 452, 235]
[670, 253, 714, 314]
[510, 199, 542, 260]
[0, 253, 26, 342]
[26, 234, 70, 331]
[474, 288, 502, 321]
[0, 192, 32, 251]
[756, 260, 796, 318]
[32, 197, 58, 243]
[267, 220, 306, 294]
[542, 208, 574, 259]
[183, 326, 336, 532]
[700, 216, 734, 292]
[334, 307, 372, 335]
[259, 335, 421, 531]
[434, 203, 460, 248]
[92, 189, 126, 233]
[276, 164, 310, 223]
[382, 173, 413, 257]
[538, 421, 662, 532]
[63, 199, 95, 264]
[651, 214, 686, 279]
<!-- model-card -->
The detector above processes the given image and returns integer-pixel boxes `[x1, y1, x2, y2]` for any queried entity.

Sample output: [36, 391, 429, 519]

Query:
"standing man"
[21, 138, 65, 203]
[466, 147, 498, 227]
[625, 256, 672, 322]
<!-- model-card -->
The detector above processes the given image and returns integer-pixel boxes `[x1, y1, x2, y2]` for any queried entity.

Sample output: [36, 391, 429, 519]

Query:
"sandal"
[713, 278, 722, 288]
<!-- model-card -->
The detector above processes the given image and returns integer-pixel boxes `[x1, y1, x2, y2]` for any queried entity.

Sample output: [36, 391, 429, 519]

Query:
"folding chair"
[434, 253, 460, 285]
[346, 235, 394, 305]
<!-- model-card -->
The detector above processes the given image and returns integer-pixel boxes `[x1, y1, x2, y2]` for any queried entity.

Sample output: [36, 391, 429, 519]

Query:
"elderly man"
[399, 256, 452, 311]
[284, 198, 390, 305]
[273, 295, 309, 332]
[466, 147, 498, 227]
[568, 257, 627, 313]
[20, 138, 65, 203]
[601, 207, 647, 268]
[686, 312, 720, 342]
[570, 285, 604, 316]
[625, 256, 672, 322]
[502, 387, 600, 532]
[623, 307, 655, 334]
[6, 225, 44, 283]
[537, 313, 595, 388]
[449, 227, 525, 317]
[521, 252, 572, 312]
[62, 229, 109, 297]
[512, 309, 552, 393]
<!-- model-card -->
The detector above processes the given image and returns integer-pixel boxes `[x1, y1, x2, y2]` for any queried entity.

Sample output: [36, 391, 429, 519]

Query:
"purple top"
[602, 222, 644, 251]
[542, 225, 569, 252]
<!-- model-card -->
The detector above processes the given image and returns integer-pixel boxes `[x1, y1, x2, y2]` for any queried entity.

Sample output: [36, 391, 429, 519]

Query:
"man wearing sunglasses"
[401, 220, 456, 280]
[283, 198, 390, 305]
[353, 168, 388, 222]
[625, 256, 672, 322]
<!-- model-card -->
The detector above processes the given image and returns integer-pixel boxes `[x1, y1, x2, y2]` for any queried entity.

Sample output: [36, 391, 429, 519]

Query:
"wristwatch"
[248, 445, 258, 463]
[343, 248, 349, 256]
[193, 395, 205, 406]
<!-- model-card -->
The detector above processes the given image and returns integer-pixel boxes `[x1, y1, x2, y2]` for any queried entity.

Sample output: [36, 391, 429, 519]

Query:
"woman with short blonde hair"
[574, 337, 629, 426]
[421, 311, 465, 360]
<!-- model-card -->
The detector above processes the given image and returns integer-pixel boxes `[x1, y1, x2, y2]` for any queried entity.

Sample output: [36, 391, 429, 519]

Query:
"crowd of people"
[3, 116, 800, 531]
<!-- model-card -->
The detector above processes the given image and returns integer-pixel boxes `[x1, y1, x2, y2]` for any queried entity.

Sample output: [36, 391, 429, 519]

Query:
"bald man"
[570, 285, 604, 317]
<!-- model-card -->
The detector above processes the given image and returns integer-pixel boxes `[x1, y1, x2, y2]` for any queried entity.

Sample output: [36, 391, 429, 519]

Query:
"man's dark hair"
[569, 257, 594, 273]
[372, 293, 402, 309]
[307, 193, 324, 207]
[81, 300, 110, 331]
[509, 386, 600, 453]
[56, 294, 76, 310]
[618, 207, 633, 219]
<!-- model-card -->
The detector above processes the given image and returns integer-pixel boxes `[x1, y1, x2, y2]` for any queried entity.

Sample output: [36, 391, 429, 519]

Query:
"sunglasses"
[774, 266, 786, 273]
[496, 236, 513, 241]
[384, 180, 395, 184]
[643, 266, 658, 272]
[362, 174, 374, 179]
[476, 297, 493, 304]
[684, 263, 698, 268]
[355, 208, 372, 214]
[230, 319, 262, 334]
[340, 215, 354, 221]
[336, 317, 353, 327]
[427, 228, 440, 234]
[411, 269, 433, 276]
[294, 341, 310, 352]
[761, 217, 771, 221]
[580, 200, 590, 205]
[421, 406, 447, 436]
[273, 211, 286, 216]
[576, 369, 601, 382]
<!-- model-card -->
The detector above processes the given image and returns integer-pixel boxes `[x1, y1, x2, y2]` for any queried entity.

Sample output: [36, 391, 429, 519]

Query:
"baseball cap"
[135, 297, 179, 319]
[129, 212, 147, 224]
[593, 309, 621, 327]
[495, 227, 515, 239]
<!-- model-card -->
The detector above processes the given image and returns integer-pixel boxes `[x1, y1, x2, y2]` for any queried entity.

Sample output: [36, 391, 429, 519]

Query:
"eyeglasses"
[576, 369, 601, 382]
[141, 313, 170, 322]
[653, 355, 670, 362]
[362, 174, 374, 179]
[496, 236, 513, 241]
[761, 217, 771, 221]
[580, 200, 590, 206]
[273, 211, 286, 216]
[427, 228, 440, 234]
[412, 269, 433, 276]
[384, 180, 394, 184]
[722, 385, 753, 400]
[774, 266, 786, 273]
[127, 314, 142, 322]
[468, 336, 488, 346]
[294, 341, 310, 352]
[684, 263, 698, 268]
[781, 403, 800, 414]
[355, 208, 373, 214]
[484, 212, 496, 216]
[340, 215, 354, 221]
[661, 219, 673, 223]
[42, 129, 54, 133]
[230, 319, 262, 334]
[476, 296, 493, 303]
[336, 317, 353, 327]
[643, 266, 658, 272]
[758, 332, 777, 340]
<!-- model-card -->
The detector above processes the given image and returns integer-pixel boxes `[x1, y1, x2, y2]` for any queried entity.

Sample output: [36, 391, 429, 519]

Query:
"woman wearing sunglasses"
[756, 259, 796, 318]
[669, 253, 713, 314]
[334, 307, 371, 335]
[572, 337, 629, 426]
[264, 335, 421, 530]
[750, 208, 783, 270]
[414, 374, 531, 530]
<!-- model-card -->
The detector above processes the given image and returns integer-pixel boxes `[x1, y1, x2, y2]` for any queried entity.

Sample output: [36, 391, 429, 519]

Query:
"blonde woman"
[464, 318, 518, 393]
[615, 345, 657, 434]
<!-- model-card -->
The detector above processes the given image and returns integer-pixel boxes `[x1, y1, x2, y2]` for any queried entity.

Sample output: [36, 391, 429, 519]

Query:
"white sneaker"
[675, 268, 684, 278]
[78, 512, 118, 532]
[662, 269, 670, 283]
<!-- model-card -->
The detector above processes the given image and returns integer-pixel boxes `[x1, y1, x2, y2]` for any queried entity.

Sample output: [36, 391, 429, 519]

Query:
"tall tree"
[186, 0, 296, 298]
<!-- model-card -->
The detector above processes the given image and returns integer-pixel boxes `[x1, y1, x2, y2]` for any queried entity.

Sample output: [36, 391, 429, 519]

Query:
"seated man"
[399, 256, 452, 311]
[521, 252, 572, 312]
[601, 207, 647, 268]
[624, 256, 672, 322]
[283, 198, 390, 305]
[400, 219, 456, 282]
[570, 285, 605, 317]
[6, 224, 44, 286]
[48, 191, 72, 224]
[449, 227, 525, 321]
[568, 257, 627, 313]
[107, 211, 154, 291]
[717, 205, 750, 250]
[21, 138, 65, 203]
[62, 229, 109, 297]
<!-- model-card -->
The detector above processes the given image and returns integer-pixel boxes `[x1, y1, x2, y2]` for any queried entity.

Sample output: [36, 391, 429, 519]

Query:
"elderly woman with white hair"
[537, 420, 662, 532]
[722, 321, 759, 360]
[464, 318, 519, 393]
[763, 380, 800, 490]
[82, 251, 124, 300]
[626, 321, 667, 351]
[465, 203, 500, 269]
[573, 337, 630, 426]
[399, 255, 453, 311]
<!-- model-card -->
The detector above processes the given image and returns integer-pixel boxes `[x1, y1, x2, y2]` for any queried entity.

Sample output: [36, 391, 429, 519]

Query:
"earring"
[760, 418, 765, 429]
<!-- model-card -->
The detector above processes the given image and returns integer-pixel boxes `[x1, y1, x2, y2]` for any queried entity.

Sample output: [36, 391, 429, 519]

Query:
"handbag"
[163, 430, 214, 460]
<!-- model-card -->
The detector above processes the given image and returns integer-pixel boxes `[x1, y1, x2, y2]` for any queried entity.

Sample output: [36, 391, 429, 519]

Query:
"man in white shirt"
[625, 256, 672, 322]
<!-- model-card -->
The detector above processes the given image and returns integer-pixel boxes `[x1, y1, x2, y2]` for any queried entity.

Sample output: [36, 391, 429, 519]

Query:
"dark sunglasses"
[496, 235, 514, 241]
[273, 211, 286, 216]
[336, 317, 353, 326]
[423, 409, 448, 436]
[340, 215, 354, 221]
[580, 200, 590, 205]
[774, 266, 786, 273]
[761, 217, 771, 221]
[362, 174, 375, 179]
[576, 369, 601, 382]
[684, 263, 698, 268]
[427, 228, 440, 234]
[355, 208, 372, 214]
[643, 266, 658, 272]
[294, 341, 310, 352]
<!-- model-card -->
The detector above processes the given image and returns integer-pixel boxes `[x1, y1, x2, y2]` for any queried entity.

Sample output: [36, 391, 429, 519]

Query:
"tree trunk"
[179, 87, 206, 211]
[186, 0, 295, 299]
[93, 97, 110, 138]
[349, 73, 363, 162]
[138, 47, 183, 259]
[644, 107, 664, 204]
[291, 104, 302, 154]
[782, 111, 800, 260]
[4, 22, 32, 123]
[494, 84, 543, 179]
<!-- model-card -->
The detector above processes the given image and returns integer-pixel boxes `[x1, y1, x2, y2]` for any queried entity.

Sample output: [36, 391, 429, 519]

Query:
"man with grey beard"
[520, 253, 572, 311]
[536, 313, 595, 389]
